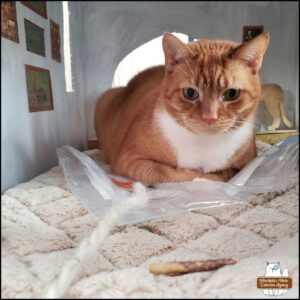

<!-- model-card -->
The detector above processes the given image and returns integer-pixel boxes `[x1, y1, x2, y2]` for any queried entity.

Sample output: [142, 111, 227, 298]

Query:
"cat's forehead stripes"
[189, 39, 238, 56]
[197, 62, 230, 90]
[187, 40, 239, 90]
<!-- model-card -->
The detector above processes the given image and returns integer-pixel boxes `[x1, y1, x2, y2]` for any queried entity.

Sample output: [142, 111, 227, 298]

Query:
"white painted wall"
[112, 32, 189, 87]
[1, 2, 87, 193]
[79, 1, 299, 138]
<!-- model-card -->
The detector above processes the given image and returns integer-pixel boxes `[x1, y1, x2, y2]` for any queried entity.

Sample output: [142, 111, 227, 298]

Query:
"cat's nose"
[201, 114, 218, 125]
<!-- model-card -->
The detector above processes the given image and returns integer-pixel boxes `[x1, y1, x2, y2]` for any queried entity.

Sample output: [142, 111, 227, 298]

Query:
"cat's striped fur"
[94, 32, 269, 185]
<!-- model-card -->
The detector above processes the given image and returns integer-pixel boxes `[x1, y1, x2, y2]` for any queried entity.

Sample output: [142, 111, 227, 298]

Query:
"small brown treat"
[149, 258, 237, 276]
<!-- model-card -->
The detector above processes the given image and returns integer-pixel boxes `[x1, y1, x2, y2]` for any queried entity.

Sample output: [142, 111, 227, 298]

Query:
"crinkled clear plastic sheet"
[57, 134, 299, 225]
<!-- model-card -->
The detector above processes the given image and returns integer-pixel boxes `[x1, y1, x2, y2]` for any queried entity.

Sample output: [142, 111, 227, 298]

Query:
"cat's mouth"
[188, 119, 239, 134]
[179, 115, 241, 134]
[211, 116, 247, 133]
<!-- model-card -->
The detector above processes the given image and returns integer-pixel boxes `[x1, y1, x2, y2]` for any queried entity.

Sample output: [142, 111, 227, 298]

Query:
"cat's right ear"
[234, 32, 270, 74]
[162, 32, 188, 72]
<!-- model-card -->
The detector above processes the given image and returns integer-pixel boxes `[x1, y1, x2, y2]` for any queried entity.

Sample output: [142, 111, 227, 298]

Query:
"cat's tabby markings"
[95, 32, 269, 185]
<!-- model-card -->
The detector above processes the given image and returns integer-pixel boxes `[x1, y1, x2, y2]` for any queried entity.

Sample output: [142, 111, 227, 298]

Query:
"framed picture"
[25, 65, 54, 113]
[21, 1, 47, 19]
[242, 25, 264, 43]
[1, 1, 19, 43]
[24, 19, 45, 57]
[50, 19, 61, 62]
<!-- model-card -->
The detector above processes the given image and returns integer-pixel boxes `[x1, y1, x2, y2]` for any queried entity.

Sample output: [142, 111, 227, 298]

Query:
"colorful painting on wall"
[50, 19, 61, 62]
[242, 25, 264, 43]
[24, 19, 45, 57]
[25, 65, 54, 112]
[1, 1, 19, 43]
[21, 1, 47, 19]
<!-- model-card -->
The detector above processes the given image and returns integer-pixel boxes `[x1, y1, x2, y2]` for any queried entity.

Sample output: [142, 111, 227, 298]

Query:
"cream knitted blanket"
[2, 142, 299, 298]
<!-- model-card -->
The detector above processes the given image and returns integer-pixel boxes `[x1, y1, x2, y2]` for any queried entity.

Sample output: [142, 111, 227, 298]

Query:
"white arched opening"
[112, 32, 189, 87]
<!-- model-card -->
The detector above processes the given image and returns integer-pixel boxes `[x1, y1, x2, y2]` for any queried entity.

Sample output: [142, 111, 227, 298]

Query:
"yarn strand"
[42, 185, 148, 298]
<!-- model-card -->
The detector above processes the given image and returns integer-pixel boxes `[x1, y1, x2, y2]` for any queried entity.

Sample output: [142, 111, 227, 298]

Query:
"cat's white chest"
[155, 110, 253, 172]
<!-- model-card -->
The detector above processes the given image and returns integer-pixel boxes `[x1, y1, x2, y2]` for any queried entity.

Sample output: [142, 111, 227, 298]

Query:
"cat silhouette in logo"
[263, 262, 289, 296]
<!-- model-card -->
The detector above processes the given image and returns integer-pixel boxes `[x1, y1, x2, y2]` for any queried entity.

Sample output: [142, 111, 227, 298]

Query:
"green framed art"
[24, 18, 45, 57]
[25, 65, 54, 113]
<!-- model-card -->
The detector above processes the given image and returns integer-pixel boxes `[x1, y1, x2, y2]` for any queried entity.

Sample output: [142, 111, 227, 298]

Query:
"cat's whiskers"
[233, 119, 260, 126]
[215, 120, 235, 126]
[176, 66, 195, 83]
[218, 119, 258, 126]
[136, 116, 257, 135]
[183, 59, 196, 77]
[135, 117, 204, 135]
[136, 115, 195, 125]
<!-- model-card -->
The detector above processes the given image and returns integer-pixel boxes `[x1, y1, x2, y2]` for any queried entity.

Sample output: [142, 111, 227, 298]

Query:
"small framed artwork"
[25, 65, 54, 113]
[242, 25, 264, 43]
[21, 1, 47, 19]
[24, 19, 45, 57]
[50, 19, 61, 62]
[1, 1, 19, 43]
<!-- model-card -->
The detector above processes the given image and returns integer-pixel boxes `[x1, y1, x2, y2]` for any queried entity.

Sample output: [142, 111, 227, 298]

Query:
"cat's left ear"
[162, 32, 189, 72]
[235, 32, 270, 73]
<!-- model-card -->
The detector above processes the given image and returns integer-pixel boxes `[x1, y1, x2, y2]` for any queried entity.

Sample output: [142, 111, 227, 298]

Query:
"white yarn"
[42, 184, 148, 298]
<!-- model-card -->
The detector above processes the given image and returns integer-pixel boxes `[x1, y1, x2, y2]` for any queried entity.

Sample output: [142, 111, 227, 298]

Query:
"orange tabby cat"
[94, 32, 269, 185]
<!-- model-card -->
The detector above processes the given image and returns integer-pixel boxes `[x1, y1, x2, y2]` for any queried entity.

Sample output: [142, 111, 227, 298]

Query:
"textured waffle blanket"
[2, 142, 299, 298]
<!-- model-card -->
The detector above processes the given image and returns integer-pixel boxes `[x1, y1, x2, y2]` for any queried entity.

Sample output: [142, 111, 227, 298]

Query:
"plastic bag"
[57, 134, 299, 225]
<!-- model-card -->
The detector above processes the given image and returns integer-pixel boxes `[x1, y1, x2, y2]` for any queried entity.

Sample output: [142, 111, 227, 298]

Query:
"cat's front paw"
[179, 168, 206, 181]
[192, 177, 208, 182]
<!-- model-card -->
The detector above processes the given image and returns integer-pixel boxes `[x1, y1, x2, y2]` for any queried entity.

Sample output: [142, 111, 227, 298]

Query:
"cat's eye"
[183, 88, 199, 101]
[222, 89, 240, 101]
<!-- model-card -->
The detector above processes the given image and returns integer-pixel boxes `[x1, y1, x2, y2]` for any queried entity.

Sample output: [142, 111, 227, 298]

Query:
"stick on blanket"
[149, 258, 237, 276]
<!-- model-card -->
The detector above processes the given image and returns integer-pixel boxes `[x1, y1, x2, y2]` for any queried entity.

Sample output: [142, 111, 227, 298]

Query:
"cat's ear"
[234, 32, 270, 73]
[162, 32, 189, 72]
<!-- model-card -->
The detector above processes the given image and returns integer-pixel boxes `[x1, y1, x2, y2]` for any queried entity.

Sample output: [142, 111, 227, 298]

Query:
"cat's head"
[265, 262, 281, 276]
[160, 32, 269, 134]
